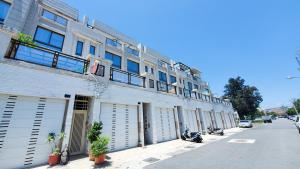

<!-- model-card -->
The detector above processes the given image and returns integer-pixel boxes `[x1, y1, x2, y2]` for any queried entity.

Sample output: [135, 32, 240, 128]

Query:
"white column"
[62, 97, 75, 147]
[173, 107, 181, 139]
[138, 103, 144, 147]
[195, 108, 201, 132]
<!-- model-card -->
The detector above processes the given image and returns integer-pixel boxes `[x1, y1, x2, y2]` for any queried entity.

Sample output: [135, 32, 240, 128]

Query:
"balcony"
[110, 67, 145, 87]
[157, 81, 177, 94]
[183, 88, 191, 98]
[5, 39, 89, 74]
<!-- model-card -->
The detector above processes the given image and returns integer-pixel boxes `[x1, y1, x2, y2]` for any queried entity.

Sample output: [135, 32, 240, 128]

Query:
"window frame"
[105, 51, 122, 69]
[75, 41, 84, 56]
[89, 45, 96, 55]
[170, 75, 177, 84]
[42, 9, 67, 26]
[33, 26, 65, 51]
[127, 59, 140, 74]
[0, 0, 10, 23]
[158, 71, 167, 83]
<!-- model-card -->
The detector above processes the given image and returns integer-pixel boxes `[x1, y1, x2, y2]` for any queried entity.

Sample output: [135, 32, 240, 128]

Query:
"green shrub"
[91, 136, 110, 156]
[18, 32, 35, 45]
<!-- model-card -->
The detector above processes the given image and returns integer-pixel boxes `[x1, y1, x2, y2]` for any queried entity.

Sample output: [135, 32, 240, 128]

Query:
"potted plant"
[91, 136, 109, 165]
[87, 122, 103, 161]
[47, 132, 65, 166]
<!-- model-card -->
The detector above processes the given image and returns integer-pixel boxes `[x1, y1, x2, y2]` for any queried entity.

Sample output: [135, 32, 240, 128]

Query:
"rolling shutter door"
[0, 94, 65, 169]
[184, 109, 198, 132]
[100, 103, 138, 152]
[155, 107, 176, 143]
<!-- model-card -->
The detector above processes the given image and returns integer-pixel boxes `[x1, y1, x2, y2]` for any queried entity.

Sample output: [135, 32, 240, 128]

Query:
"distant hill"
[264, 106, 288, 115]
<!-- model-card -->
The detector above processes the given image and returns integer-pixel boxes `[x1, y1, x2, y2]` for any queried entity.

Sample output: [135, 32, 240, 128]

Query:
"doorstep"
[33, 127, 245, 169]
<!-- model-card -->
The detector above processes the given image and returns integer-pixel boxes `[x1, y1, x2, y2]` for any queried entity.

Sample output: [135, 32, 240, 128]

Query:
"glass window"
[170, 75, 176, 84]
[89, 45, 95, 55]
[194, 84, 199, 89]
[151, 68, 154, 74]
[105, 52, 121, 69]
[145, 66, 148, 72]
[126, 47, 139, 56]
[34, 27, 64, 51]
[159, 71, 167, 82]
[75, 41, 83, 56]
[179, 87, 183, 95]
[149, 79, 154, 88]
[106, 38, 121, 47]
[188, 82, 193, 90]
[42, 9, 67, 26]
[42, 10, 55, 21]
[56, 15, 67, 26]
[0, 0, 10, 22]
[127, 59, 139, 74]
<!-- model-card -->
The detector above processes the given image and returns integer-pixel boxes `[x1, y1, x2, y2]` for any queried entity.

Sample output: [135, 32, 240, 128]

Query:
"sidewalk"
[34, 127, 245, 169]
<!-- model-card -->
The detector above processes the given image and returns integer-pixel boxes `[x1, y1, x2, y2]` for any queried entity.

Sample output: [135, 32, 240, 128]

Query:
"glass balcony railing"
[157, 81, 177, 94]
[110, 67, 145, 88]
[5, 39, 89, 74]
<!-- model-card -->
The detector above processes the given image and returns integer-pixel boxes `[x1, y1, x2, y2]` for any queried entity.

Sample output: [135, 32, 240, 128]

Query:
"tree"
[223, 76, 263, 120]
[292, 99, 300, 113]
[286, 108, 297, 116]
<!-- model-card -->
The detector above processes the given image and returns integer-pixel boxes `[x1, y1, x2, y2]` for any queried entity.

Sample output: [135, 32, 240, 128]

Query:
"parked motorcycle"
[181, 128, 203, 143]
[207, 127, 224, 136]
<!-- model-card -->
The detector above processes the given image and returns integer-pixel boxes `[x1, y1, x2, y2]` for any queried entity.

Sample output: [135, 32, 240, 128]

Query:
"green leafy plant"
[47, 132, 65, 155]
[87, 121, 103, 143]
[18, 32, 36, 46]
[91, 136, 110, 157]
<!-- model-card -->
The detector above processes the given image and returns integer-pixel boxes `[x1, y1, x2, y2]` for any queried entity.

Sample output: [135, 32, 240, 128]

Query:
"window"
[145, 66, 148, 72]
[75, 41, 84, 56]
[105, 52, 121, 69]
[34, 27, 64, 51]
[0, 0, 10, 23]
[159, 71, 167, 82]
[127, 59, 139, 74]
[170, 75, 176, 84]
[126, 46, 139, 56]
[194, 84, 199, 89]
[42, 9, 67, 26]
[188, 82, 193, 90]
[179, 87, 183, 95]
[149, 79, 155, 88]
[89, 45, 95, 55]
[106, 38, 121, 48]
[151, 68, 154, 74]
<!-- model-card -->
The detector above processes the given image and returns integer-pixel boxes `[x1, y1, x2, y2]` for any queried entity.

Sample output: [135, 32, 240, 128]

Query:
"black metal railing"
[157, 81, 177, 94]
[110, 67, 145, 87]
[5, 39, 89, 74]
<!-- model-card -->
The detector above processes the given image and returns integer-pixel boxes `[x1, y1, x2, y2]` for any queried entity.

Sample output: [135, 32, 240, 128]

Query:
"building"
[0, 0, 238, 168]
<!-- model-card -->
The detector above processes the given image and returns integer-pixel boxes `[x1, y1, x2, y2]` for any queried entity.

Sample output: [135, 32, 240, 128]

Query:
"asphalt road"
[145, 119, 300, 169]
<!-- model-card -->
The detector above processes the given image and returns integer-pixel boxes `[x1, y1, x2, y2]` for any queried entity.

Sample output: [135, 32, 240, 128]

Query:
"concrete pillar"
[200, 110, 207, 134]
[195, 108, 201, 132]
[138, 103, 144, 147]
[0, 31, 13, 60]
[90, 98, 101, 123]
[173, 107, 181, 139]
[150, 103, 158, 144]
[62, 97, 75, 148]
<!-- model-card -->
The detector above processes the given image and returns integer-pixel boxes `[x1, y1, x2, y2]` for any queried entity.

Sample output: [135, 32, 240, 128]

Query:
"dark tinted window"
[127, 59, 139, 74]
[90, 45, 95, 55]
[149, 79, 155, 88]
[0, 0, 10, 22]
[159, 71, 167, 82]
[34, 27, 64, 51]
[105, 52, 121, 69]
[75, 41, 83, 56]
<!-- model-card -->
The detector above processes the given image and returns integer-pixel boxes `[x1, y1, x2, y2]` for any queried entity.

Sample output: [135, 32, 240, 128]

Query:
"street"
[145, 119, 300, 169]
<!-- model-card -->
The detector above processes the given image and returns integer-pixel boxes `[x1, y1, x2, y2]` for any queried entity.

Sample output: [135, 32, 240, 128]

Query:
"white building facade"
[0, 0, 238, 168]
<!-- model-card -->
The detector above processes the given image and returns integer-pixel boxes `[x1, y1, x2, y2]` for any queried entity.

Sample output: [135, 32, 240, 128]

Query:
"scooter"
[181, 128, 203, 143]
[207, 127, 224, 136]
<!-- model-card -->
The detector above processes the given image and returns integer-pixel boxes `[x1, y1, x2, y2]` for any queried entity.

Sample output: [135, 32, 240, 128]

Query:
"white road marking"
[228, 139, 256, 144]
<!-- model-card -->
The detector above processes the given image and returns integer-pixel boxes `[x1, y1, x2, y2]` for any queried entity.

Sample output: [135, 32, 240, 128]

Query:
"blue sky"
[64, 0, 300, 109]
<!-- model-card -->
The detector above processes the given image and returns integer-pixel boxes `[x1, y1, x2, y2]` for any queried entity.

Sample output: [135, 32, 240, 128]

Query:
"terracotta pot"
[94, 154, 105, 165]
[48, 154, 60, 166]
[89, 151, 95, 161]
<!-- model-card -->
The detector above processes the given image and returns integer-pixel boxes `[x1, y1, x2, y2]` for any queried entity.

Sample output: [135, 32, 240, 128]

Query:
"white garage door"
[215, 112, 223, 129]
[0, 94, 65, 169]
[184, 109, 198, 132]
[204, 111, 213, 129]
[155, 107, 176, 143]
[225, 113, 232, 128]
[100, 103, 138, 152]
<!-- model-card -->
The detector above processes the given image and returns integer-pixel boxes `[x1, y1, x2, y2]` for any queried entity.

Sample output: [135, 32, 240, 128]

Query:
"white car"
[239, 120, 253, 128]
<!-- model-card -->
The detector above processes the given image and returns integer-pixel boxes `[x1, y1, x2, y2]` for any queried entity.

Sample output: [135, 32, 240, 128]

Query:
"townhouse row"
[0, 0, 238, 168]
